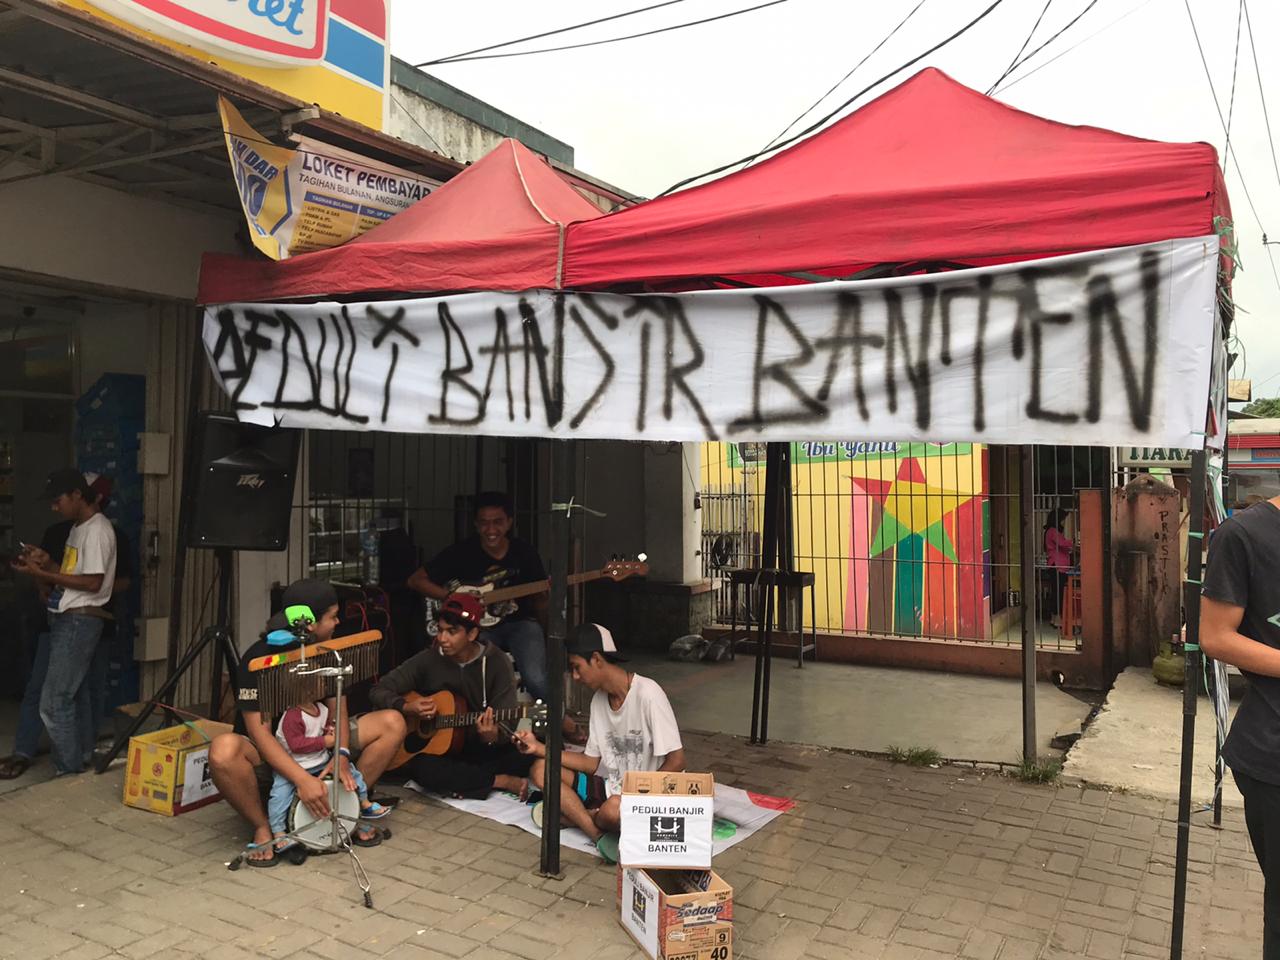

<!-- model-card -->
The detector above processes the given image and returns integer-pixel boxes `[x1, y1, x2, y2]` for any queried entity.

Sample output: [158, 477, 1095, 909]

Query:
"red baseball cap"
[439, 592, 485, 627]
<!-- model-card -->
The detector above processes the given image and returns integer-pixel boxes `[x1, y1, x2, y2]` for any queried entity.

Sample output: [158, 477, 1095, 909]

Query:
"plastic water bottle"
[360, 521, 380, 585]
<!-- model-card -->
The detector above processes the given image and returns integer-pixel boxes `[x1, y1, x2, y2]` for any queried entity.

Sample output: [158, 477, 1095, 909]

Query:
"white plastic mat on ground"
[407, 780, 794, 859]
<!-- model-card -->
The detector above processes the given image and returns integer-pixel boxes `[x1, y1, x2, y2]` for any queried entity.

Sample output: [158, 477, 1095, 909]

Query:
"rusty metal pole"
[1020, 445, 1038, 765]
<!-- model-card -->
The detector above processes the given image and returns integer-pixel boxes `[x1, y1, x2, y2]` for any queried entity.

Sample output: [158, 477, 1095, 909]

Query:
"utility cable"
[390, 93, 447, 156]
[417, 0, 693, 66]
[1242, 0, 1280, 194]
[655, 0, 1010, 197]
[1223, 0, 1244, 171]
[1183, 0, 1280, 298]
[756, 0, 929, 158]
[422, 0, 791, 65]
[994, 0, 1155, 94]
[988, 0, 1100, 95]
[986, 0, 1054, 95]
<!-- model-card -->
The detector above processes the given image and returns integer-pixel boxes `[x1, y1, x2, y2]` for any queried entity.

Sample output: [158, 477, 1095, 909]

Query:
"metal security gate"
[700, 441, 1109, 653]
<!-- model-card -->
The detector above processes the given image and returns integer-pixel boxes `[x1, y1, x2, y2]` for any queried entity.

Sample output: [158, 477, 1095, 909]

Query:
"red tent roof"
[562, 68, 1229, 288]
[197, 138, 604, 302]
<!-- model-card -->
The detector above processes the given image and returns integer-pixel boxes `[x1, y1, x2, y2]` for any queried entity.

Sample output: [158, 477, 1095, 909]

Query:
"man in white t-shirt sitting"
[10, 469, 117, 775]
[515, 623, 684, 864]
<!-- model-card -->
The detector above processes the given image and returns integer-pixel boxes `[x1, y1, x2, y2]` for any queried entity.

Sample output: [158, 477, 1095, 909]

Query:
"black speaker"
[185, 413, 301, 551]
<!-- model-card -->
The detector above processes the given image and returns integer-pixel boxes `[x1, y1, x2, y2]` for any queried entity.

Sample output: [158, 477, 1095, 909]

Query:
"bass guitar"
[388, 690, 548, 769]
[426, 556, 649, 633]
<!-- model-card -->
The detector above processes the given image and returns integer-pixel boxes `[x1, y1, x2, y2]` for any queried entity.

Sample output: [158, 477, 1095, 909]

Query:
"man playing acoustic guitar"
[369, 592, 535, 799]
[515, 623, 685, 864]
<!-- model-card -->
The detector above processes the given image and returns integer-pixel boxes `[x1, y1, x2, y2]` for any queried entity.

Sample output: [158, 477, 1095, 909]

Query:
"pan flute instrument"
[247, 629, 381, 715]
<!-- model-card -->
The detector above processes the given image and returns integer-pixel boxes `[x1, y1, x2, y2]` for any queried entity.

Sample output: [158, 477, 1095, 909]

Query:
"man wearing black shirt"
[408, 492, 551, 703]
[207, 579, 405, 866]
[1202, 495, 1280, 956]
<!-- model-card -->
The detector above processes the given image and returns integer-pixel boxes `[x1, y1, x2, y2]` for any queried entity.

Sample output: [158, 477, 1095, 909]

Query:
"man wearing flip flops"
[208, 579, 406, 867]
[515, 623, 685, 864]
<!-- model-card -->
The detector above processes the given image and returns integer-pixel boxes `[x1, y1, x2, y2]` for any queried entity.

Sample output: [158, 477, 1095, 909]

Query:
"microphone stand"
[226, 634, 383, 907]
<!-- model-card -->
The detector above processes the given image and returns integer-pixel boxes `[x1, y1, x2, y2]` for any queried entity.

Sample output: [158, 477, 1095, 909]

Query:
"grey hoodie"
[369, 640, 517, 715]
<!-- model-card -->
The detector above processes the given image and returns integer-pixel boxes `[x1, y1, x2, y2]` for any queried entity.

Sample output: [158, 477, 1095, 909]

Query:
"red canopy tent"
[562, 67, 1229, 289]
[197, 68, 1228, 301]
[196, 138, 604, 303]
[193, 70, 1230, 939]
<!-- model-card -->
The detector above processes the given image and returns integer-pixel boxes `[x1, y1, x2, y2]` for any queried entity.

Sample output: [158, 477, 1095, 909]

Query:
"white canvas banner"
[203, 236, 1219, 447]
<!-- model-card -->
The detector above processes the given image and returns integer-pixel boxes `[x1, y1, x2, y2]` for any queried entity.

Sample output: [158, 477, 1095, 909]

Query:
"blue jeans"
[14, 632, 51, 760]
[16, 629, 109, 765]
[483, 619, 548, 702]
[39, 613, 104, 775]
[268, 760, 368, 834]
[78, 635, 109, 763]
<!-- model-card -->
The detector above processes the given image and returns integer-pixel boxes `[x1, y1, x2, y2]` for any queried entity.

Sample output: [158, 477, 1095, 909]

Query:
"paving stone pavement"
[0, 731, 1261, 959]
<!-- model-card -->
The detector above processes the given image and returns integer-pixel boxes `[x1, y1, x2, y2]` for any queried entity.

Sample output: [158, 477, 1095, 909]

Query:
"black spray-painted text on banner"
[202, 236, 1218, 447]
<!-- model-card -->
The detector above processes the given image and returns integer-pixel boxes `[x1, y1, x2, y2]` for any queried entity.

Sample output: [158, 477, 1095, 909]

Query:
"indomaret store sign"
[203, 237, 1219, 447]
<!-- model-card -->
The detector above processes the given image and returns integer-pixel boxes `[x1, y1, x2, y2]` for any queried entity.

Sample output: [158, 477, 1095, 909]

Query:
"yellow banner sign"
[218, 97, 440, 260]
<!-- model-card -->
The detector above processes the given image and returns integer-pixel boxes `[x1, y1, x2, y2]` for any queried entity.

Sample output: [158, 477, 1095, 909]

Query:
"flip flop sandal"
[595, 833, 620, 865]
[243, 840, 279, 868]
[0, 756, 31, 780]
[530, 800, 544, 829]
[359, 801, 391, 821]
[351, 826, 382, 848]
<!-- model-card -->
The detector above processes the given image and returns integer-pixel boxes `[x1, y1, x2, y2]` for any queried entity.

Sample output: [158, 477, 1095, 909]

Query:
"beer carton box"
[123, 719, 231, 816]
[619, 771, 715, 869]
[618, 865, 733, 960]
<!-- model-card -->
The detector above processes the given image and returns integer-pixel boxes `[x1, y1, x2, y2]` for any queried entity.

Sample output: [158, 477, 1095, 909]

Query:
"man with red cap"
[369, 592, 534, 800]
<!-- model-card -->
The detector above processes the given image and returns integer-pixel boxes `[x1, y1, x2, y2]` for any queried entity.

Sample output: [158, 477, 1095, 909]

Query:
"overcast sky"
[391, 0, 1280, 400]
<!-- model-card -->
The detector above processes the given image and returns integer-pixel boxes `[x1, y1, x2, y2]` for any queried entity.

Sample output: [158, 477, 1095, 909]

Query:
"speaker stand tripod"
[96, 548, 240, 774]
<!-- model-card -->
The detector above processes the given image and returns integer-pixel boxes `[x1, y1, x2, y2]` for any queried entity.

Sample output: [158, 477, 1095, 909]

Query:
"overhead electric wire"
[755, 0, 929, 159]
[1223, 0, 1244, 166]
[993, 0, 1156, 94]
[1242, 0, 1280, 195]
[417, 0, 693, 66]
[420, 0, 791, 65]
[390, 93, 447, 156]
[1183, 0, 1280, 298]
[986, 0, 1054, 95]
[655, 0, 1010, 198]
[987, 0, 1100, 96]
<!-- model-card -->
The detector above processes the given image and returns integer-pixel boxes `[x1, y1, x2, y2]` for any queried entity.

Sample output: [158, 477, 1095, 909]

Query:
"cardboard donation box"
[618, 866, 733, 960]
[123, 719, 231, 816]
[619, 771, 715, 869]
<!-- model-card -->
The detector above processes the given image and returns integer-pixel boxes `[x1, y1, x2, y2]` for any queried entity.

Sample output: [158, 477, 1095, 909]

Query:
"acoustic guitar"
[427, 557, 649, 632]
[388, 690, 548, 769]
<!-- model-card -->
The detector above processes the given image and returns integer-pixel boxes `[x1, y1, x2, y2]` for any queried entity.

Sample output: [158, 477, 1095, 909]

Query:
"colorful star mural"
[846, 444, 990, 639]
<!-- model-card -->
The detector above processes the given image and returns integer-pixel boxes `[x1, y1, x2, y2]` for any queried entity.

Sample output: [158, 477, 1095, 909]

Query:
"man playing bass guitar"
[369, 593, 534, 799]
[408, 492, 551, 704]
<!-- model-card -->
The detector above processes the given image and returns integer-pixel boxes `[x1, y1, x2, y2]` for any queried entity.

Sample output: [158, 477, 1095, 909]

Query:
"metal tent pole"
[539, 438, 573, 878]
[1212, 414, 1229, 828]
[1019, 445, 1038, 764]
[750, 442, 783, 745]
[1170, 447, 1207, 960]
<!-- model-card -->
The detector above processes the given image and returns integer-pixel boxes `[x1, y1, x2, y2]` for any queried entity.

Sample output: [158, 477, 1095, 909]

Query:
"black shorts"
[573, 772, 608, 810]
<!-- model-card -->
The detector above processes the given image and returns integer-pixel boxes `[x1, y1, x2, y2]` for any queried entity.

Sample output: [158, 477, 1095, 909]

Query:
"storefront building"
[0, 0, 629, 719]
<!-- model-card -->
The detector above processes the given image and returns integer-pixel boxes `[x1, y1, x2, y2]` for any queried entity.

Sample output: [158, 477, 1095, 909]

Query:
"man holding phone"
[7, 469, 116, 777]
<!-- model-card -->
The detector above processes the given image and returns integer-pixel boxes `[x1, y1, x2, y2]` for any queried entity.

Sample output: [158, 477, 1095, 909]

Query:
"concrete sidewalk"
[1065, 667, 1242, 807]
[0, 729, 1261, 960]
[636, 653, 1096, 765]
